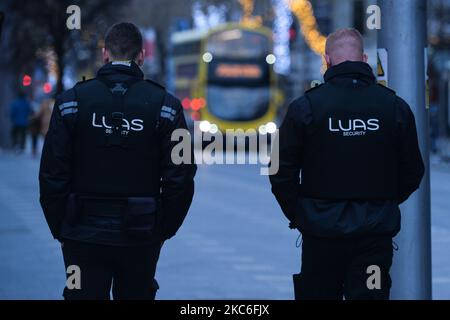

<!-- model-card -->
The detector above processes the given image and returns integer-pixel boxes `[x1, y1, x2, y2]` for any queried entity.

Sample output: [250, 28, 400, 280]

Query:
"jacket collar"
[97, 61, 144, 79]
[324, 61, 375, 84]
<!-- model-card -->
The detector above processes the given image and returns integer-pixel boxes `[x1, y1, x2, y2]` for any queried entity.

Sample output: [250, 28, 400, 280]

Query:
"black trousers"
[61, 240, 161, 300]
[295, 235, 393, 300]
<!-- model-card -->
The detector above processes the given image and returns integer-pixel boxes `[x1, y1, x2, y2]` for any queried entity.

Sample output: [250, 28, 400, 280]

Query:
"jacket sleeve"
[157, 93, 197, 240]
[269, 97, 309, 227]
[396, 97, 425, 204]
[39, 90, 76, 239]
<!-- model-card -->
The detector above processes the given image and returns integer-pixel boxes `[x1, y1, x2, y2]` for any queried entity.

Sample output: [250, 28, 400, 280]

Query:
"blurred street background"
[0, 0, 450, 299]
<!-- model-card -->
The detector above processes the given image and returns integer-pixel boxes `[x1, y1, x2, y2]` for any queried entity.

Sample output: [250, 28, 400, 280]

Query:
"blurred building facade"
[0, 0, 449, 159]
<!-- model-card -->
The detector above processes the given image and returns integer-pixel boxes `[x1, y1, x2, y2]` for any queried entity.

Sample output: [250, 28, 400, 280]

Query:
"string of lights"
[288, 0, 327, 55]
[239, 0, 262, 27]
[273, 0, 293, 75]
[238, 0, 327, 56]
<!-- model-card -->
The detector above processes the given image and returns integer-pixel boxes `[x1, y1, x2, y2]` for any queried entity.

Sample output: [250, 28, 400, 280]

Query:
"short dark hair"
[104, 22, 143, 61]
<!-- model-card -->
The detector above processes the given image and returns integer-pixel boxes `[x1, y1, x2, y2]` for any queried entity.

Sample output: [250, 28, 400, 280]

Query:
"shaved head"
[325, 28, 367, 67]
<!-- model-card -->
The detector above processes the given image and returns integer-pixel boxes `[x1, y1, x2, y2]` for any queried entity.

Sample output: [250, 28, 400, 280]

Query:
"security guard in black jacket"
[269, 28, 425, 300]
[39, 22, 196, 300]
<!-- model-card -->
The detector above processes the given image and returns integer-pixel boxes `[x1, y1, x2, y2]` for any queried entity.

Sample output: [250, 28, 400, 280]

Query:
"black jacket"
[39, 61, 196, 244]
[269, 61, 425, 238]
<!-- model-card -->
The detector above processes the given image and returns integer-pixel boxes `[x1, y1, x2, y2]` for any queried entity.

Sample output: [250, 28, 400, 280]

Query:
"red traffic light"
[289, 28, 297, 42]
[182, 98, 191, 110]
[43, 82, 52, 94]
[22, 75, 32, 87]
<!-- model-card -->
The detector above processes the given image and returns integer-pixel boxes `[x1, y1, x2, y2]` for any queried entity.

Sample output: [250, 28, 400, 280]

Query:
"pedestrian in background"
[38, 98, 54, 137]
[270, 28, 425, 300]
[29, 98, 54, 157]
[29, 102, 42, 157]
[9, 90, 32, 153]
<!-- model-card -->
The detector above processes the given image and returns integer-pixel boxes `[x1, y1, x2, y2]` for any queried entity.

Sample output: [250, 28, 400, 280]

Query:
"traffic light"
[22, 75, 32, 87]
[43, 82, 52, 94]
[289, 18, 299, 46]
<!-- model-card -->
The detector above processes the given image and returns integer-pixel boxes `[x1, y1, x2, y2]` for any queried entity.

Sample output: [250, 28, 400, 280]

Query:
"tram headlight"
[266, 122, 277, 134]
[199, 120, 212, 132]
[266, 54, 276, 65]
[209, 124, 219, 134]
[259, 125, 268, 135]
[202, 52, 213, 63]
[259, 122, 277, 135]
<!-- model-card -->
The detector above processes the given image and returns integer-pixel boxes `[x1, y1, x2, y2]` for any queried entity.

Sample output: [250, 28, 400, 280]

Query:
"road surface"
[0, 150, 449, 299]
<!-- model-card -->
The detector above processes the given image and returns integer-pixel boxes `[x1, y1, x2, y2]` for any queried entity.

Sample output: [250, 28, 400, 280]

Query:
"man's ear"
[324, 54, 332, 68]
[363, 53, 368, 63]
[136, 49, 145, 67]
[102, 48, 110, 64]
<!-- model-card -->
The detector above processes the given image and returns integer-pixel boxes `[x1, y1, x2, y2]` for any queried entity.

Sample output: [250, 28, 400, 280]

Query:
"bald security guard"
[270, 28, 424, 300]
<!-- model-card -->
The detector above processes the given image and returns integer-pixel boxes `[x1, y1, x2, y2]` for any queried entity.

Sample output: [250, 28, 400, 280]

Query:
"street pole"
[378, 0, 432, 299]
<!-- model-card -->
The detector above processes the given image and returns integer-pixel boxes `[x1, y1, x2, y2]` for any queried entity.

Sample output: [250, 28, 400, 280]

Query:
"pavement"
[0, 146, 449, 300]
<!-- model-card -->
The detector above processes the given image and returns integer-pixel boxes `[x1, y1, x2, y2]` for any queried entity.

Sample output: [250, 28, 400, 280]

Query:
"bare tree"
[8, 0, 129, 93]
[125, 0, 194, 83]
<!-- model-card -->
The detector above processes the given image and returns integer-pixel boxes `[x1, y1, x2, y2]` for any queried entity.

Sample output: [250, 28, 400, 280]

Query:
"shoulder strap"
[95, 77, 144, 148]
